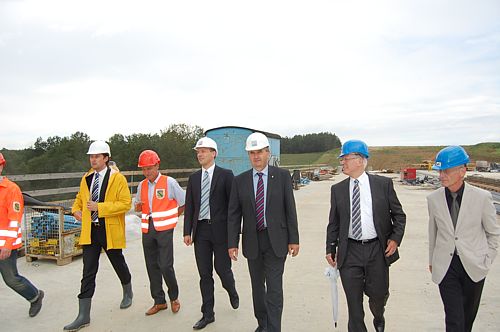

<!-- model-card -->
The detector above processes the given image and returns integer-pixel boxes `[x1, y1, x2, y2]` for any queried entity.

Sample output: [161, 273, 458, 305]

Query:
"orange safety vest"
[0, 177, 23, 249]
[140, 175, 179, 233]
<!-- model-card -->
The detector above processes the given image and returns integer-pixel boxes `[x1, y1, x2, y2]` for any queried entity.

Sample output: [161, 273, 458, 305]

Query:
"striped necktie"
[91, 173, 100, 221]
[199, 170, 210, 220]
[351, 179, 362, 239]
[255, 172, 265, 231]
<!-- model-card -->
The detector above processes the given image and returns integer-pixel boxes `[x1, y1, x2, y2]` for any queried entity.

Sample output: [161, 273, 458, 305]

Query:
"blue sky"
[1, 0, 499, 149]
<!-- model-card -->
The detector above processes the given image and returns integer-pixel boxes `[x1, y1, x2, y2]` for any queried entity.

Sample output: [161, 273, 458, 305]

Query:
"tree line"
[1, 124, 204, 175]
[281, 132, 341, 154]
[1, 126, 341, 175]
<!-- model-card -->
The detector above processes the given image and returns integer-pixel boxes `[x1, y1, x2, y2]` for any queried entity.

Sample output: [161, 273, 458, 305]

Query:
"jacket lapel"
[438, 188, 455, 232]
[210, 166, 220, 196]
[193, 170, 202, 207]
[247, 170, 256, 211]
[455, 183, 470, 232]
[265, 166, 275, 210]
[100, 168, 111, 202]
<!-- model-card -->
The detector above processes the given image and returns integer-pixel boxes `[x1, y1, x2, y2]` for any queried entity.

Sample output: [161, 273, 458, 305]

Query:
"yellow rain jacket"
[72, 167, 131, 249]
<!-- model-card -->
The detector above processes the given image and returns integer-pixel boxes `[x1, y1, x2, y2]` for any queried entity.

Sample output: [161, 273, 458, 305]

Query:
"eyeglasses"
[338, 155, 361, 162]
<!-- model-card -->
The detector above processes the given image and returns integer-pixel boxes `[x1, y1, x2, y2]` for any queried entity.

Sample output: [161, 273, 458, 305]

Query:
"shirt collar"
[202, 163, 215, 176]
[95, 167, 108, 178]
[149, 172, 162, 184]
[445, 182, 465, 198]
[253, 166, 269, 177]
[350, 171, 368, 185]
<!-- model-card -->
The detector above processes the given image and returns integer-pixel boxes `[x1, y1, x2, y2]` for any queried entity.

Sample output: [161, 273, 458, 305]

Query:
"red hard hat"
[138, 150, 160, 167]
[0, 153, 5, 166]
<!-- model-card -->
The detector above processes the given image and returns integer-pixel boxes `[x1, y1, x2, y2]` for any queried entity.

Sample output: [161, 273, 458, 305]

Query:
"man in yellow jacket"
[64, 141, 132, 332]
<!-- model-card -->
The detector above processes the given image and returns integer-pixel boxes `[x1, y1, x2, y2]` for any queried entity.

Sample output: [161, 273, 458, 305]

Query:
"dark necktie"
[450, 192, 459, 228]
[199, 170, 210, 219]
[255, 172, 265, 231]
[91, 173, 100, 221]
[351, 179, 362, 239]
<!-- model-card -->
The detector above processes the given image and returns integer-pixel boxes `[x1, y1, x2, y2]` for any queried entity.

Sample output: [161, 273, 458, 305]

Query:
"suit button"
[450, 253, 453, 256]
[455, 237, 458, 240]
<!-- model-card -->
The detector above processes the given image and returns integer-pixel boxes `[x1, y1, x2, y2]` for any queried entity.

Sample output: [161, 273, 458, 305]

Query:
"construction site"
[2, 129, 500, 332]
[2, 154, 500, 331]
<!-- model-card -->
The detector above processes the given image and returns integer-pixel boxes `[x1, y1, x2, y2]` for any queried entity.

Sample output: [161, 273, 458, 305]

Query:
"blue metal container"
[205, 126, 281, 175]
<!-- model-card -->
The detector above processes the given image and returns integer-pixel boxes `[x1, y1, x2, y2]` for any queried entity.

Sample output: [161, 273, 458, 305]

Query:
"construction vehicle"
[476, 160, 490, 172]
[401, 168, 417, 184]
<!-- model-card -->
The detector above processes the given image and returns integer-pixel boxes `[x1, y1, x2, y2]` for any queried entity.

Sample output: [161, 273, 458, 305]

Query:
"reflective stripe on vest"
[0, 177, 23, 250]
[140, 175, 179, 233]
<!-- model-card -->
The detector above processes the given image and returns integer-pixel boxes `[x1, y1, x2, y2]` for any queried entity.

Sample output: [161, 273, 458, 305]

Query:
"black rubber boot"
[63, 298, 91, 331]
[120, 282, 133, 309]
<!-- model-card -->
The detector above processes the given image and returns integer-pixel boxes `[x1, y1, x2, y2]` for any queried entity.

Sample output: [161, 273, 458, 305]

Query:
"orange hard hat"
[138, 150, 160, 167]
[0, 153, 5, 166]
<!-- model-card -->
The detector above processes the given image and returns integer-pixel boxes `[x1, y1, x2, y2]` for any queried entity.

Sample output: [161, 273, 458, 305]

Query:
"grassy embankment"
[281, 143, 500, 171]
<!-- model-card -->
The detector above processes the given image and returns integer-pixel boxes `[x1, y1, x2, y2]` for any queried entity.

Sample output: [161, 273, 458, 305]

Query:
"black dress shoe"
[193, 316, 215, 330]
[229, 292, 239, 309]
[374, 321, 385, 332]
[254, 327, 267, 332]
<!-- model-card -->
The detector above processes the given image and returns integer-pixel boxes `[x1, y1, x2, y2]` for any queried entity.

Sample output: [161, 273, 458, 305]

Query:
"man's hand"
[184, 235, 192, 246]
[134, 201, 142, 212]
[86, 201, 98, 212]
[385, 239, 398, 257]
[73, 211, 82, 222]
[288, 244, 300, 257]
[0, 248, 12, 260]
[228, 248, 238, 261]
[326, 253, 337, 267]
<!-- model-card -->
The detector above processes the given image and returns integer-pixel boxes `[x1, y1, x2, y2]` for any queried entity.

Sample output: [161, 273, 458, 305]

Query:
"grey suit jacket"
[428, 182, 500, 283]
[227, 166, 299, 260]
[326, 173, 406, 267]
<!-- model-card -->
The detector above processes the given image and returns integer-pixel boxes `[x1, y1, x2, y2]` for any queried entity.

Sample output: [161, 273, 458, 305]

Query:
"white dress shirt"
[349, 172, 377, 240]
[198, 163, 215, 220]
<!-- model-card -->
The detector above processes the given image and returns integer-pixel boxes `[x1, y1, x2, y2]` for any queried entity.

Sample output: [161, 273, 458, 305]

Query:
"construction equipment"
[475, 160, 490, 172]
[400, 168, 417, 184]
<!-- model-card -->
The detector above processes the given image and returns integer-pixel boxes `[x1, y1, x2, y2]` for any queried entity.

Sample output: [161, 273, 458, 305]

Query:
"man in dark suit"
[325, 139, 406, 332]
[228, 132, 300, 332]
[184, 137, 239, 330]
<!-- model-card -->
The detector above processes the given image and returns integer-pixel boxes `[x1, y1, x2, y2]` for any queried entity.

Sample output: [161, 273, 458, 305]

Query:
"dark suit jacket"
[184, 165, 234, 243]
[227, 166, 299, 260]
[326, 173, 406, 267]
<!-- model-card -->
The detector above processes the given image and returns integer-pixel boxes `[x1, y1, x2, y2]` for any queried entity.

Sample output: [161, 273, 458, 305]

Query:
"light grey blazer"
[428, 182, 500, 284]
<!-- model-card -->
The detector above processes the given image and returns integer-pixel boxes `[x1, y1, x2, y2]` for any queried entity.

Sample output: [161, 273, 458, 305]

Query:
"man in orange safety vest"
[134, 150, 186, 316]
[0, 152, 44, 317]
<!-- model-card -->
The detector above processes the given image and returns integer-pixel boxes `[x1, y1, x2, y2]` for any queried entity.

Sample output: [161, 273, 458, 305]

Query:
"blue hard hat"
[432, 145, 470, 170]
[339, 140, 370, 158]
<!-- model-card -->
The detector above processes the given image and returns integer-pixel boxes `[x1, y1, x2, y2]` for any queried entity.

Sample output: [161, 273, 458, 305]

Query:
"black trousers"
[79, 223, 131, 299]
[439, 254, 485, 332]
[247, 230, 286, 332]
[194, 221, 237, 318]
[142, 219, 178, 304]
[339, 239, 389, 332]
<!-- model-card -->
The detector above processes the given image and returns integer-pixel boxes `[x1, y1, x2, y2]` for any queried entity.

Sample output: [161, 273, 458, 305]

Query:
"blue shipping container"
[205, 126, 281, 176]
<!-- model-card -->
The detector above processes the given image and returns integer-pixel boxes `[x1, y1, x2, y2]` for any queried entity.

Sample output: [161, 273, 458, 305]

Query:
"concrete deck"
[2, 174, 500, 331]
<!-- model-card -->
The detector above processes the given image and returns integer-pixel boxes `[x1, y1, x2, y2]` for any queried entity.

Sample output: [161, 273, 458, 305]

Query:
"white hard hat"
[245, 132, 270, 151]
[193, 137, 218, 153]
[87, 140, 111, 156]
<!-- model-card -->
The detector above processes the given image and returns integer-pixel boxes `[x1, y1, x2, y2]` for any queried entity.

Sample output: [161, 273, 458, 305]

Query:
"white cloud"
[1, 0, 499, 149]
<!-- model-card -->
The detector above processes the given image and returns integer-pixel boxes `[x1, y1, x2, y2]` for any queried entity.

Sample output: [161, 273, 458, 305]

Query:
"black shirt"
[445, 182, 465, 215]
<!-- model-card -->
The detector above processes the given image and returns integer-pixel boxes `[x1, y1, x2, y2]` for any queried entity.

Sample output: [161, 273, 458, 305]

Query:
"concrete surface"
[2, 174, 500, 331]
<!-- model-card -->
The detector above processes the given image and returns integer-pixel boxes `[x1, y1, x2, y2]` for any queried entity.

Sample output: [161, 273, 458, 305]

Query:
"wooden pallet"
[25, 253, 81, 266]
